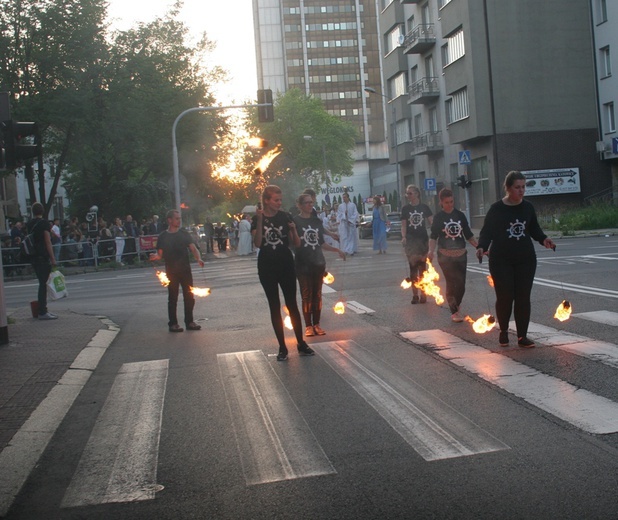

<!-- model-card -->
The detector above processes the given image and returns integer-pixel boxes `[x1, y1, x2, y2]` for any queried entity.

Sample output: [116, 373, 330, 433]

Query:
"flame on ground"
[190, 286, 211, 297]
[465, 314, 497, 333]
[413, 261, 444, 305]
[156, 270, 170, 287]
[282, 305, 293, 330]
[334, 301, 346, 315]
[323, 272, 335, 284]
[400, 277, 412, 289]
[253, 145, 282, 176]
[554, 300, 572, 321]
[487, 275, 494, 287]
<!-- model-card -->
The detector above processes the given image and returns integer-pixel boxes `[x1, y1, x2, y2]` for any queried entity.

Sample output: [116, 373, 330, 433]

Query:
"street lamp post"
[364, 87, 402, 210]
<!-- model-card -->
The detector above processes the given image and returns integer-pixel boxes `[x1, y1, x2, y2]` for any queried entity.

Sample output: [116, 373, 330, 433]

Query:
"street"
[2, 234, 618, 519]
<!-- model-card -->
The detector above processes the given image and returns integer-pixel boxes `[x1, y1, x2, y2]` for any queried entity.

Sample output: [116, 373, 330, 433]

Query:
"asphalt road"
[3, 235, 618, 519]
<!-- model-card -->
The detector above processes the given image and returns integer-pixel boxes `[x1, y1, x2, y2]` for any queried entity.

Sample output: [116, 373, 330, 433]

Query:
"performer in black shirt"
[252, 185, 315, 360]
[477, 171, 555, 348]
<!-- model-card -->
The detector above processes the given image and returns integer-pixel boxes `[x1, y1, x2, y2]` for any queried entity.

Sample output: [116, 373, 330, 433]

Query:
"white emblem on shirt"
[302, 225, 320, 250]
[507, 219, 526, 240]
[443, 219, 463, 240]
[263, 224, 284, 249]
[408, 210, 424, 229]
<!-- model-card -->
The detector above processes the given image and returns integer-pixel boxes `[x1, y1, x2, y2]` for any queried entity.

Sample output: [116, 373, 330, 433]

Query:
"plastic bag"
[47, 269, 68, 300]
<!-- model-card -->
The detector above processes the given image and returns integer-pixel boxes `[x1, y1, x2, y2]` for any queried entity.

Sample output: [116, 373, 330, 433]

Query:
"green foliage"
[1, 0, 231, 221]
[546, 203, 618, 234]
[245, 88, 358, 189]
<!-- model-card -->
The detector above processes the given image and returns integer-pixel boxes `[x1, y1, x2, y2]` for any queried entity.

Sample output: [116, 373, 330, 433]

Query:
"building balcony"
[409, 131, 444, 156]
[408, 77, 440, 104]
[403, 24, 436, 54]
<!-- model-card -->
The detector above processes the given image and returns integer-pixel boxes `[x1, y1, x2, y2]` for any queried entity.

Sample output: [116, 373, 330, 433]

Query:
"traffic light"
[457, 174, 472, 189]
[1, 120, 40, 169]
[257, 89, 274, 123]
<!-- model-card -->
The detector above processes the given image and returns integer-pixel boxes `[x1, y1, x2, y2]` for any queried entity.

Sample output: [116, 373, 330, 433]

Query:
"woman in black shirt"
[476, 171, 555, 348]
[252, 185, 315, 360]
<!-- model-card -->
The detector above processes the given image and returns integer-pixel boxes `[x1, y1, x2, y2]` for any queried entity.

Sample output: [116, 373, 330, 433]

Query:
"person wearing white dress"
[337, 192, 359, 255]
[237, 214, 253, 255]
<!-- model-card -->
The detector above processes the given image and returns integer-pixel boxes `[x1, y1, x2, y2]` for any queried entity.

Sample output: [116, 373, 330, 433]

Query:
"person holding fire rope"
[401, 185, 433, 304]
[252, 185, 315, 361]
[294, 192, 346, 337]
[476, 171, 555, 348]
[150, 209, 204, 332]
[428, 188, 478, 322]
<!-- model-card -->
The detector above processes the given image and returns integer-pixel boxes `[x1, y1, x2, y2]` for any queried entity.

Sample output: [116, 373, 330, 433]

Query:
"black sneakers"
[518, 337, 535, 348]
[298, 343, 315, 356]
[499, 330, 509, 347]
[277, 349, 288, 361]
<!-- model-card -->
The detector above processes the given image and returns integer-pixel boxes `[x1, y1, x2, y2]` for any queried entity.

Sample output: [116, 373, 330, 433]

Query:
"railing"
[403, 24, 435, 49]
[410, 131, 444, 154]
[408, 77, 440, 101]
[1, 235, 162, 279]
[584, 186, 616, 205]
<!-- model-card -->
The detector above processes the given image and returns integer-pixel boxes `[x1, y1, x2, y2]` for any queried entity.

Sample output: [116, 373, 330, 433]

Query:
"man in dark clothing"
[150, 210, 205, 332]
[27, 202, 58, 320]
[123, 214, 140, 264]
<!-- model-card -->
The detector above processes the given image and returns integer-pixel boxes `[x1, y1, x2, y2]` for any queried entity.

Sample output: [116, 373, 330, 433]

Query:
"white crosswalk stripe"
[62, 360, 169, 508]
[401, 329, 618, 434]
[573, 310, 618, 327]
[217, 351, 336, 485]
[313, 341, 509, 461]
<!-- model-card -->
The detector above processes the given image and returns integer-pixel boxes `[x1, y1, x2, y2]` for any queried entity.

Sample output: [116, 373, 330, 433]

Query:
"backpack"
[18, 233, 36, 262]
[18, 221, 43, 263]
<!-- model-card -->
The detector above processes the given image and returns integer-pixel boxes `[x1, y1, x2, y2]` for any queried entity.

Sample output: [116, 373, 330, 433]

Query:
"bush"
[546, 203, 618, 233]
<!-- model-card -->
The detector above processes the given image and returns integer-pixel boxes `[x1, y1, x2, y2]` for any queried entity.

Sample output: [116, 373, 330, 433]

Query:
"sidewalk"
[0, 307, 110, 453]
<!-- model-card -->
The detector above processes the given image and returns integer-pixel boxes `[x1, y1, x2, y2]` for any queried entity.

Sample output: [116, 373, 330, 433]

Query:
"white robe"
[237, 219, 253, 255]
[337, 201, 359, 254]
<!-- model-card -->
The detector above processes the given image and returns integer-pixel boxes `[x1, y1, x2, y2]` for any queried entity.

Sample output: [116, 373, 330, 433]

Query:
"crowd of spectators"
[1, 213, 168, 276]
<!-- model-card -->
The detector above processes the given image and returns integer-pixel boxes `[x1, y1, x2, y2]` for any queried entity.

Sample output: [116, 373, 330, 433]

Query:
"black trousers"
[297, 264, 325, 327]
[33, 260, 52, 315]
[438, 253, 467, 314]
[258, 255, 304, 351]
[167, 268, 195, 327]
[489, 258, 536, 338]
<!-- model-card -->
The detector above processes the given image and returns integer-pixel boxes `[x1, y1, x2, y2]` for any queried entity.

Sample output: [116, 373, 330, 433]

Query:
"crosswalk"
[7, 308, 618, 513]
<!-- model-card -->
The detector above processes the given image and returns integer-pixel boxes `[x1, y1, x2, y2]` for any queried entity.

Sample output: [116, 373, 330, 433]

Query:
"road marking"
[0, 319, 119, 517]
[313, 341, 508, 461]
[217, 351, 335, 485]
[513, 321, 618, 370]
[573, 310, 618, 327]
[61, 359, 168, 508]
[402, 330, 618, 434]
[345, 301, 375, 314]
[467, 266, 618, 298]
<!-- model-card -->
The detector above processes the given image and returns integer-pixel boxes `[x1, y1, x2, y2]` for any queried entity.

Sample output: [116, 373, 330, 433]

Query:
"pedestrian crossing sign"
[459, 150, 472, 165]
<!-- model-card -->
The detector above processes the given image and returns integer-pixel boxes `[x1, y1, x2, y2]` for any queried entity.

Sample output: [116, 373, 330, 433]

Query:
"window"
[407, 15, 415, 33]
[389, 72, 407, 99]
[429, 107, 439, 133]
[600, 46, 612, 77]
[386, 25, 404, 54]
[395, 119, 410, 146]
[446, 88, 469, 123]
[438, 0, 452, 8]
[414, 114, 423, 136]
[410, 65, 418, 85]
[605, 102, 616, 133]
[442, 28, 465, 67]
[598, 0, 608, 23]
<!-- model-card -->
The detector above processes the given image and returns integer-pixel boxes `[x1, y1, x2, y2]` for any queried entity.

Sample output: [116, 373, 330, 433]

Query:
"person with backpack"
[27, 202, 58, 320]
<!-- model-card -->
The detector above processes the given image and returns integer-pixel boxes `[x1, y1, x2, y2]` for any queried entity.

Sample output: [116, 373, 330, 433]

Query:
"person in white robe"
[236, 214, 253, 255]
[337, 192, 359, 255]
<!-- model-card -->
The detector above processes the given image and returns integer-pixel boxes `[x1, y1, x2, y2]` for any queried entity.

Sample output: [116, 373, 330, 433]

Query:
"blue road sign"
[459, 150, 472, 164]
[424, 178, 436, 191]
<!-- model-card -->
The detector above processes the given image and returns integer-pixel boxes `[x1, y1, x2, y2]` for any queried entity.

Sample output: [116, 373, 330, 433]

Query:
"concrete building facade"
[377, 0, 613, 226]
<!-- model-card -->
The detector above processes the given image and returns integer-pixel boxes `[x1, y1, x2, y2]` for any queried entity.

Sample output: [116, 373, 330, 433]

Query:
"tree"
[245, 88, 358, 190]
[0, 0, 232, 221]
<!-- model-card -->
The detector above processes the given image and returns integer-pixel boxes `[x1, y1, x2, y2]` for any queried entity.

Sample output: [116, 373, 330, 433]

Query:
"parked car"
[358, 214, 373, 239]
[386, 212, 402, 238]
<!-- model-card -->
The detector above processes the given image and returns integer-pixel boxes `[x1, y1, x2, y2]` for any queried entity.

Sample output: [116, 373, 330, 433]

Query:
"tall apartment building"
[591, 0, 618, 189]
[252, 0, 392, 207]
[378, 0, 613, 227]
